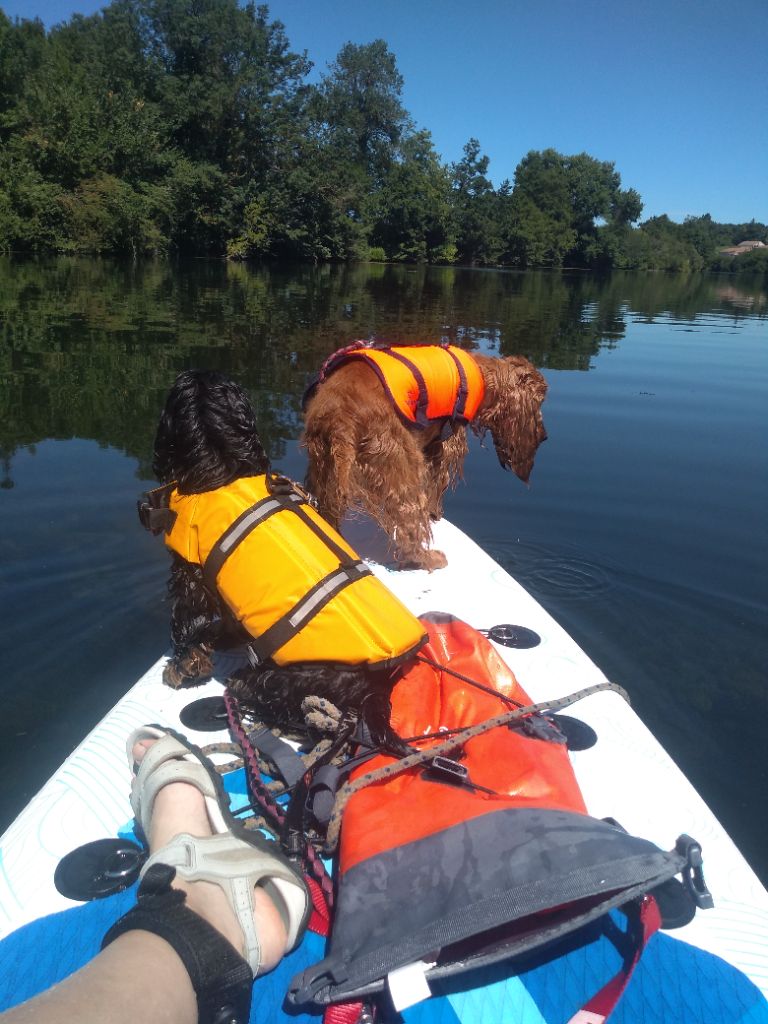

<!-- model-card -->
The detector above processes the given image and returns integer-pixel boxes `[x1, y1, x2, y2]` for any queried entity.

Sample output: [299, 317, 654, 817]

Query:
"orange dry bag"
[288, 614, 708, 1012]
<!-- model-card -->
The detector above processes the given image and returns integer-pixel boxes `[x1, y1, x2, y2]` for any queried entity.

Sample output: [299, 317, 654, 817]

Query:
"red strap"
[323, 1002, 364, 1024]
[305, 875, 331, 938]
[567, 895, 662, 1024]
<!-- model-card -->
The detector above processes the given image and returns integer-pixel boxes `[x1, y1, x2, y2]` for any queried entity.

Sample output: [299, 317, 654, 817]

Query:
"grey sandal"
[126, 725, 310, 973]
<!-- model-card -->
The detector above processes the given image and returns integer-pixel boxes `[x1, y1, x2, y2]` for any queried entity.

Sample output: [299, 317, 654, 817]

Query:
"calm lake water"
[1, 258, 766, 883]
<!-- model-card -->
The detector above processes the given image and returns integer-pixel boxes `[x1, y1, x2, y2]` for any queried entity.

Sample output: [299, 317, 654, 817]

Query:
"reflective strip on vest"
[249, 560, 371, 664]
[203, 492, 304, 593]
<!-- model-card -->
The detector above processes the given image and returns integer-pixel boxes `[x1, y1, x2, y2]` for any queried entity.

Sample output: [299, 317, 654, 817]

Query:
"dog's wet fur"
[152, 369, 408, 751]
[303, 352, 548, 570]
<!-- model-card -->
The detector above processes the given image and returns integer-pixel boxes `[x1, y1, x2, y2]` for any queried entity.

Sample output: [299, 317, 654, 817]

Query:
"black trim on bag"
[286, 809, 694, 1007]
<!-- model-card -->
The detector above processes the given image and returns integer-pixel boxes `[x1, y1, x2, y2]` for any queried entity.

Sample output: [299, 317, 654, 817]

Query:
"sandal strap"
[129, 731, 227, 837]
[103, 862, 253, 1024]
[141, 831, 304, 970]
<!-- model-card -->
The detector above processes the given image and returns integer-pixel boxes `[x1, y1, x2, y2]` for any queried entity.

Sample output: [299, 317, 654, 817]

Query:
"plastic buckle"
[265, 473, 297, 496]
[427, 756, 469, 785]
[246, 644, 261, 668]
[676, 834, 714, 909]
[519, 712, 568, 744]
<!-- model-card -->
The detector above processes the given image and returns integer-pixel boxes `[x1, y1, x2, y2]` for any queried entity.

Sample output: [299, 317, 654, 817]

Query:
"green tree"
[510, 149, 643, 266]
[313, 40, 410, 185]
[368, 130, 455, 262]
[451, 138, 500, 265]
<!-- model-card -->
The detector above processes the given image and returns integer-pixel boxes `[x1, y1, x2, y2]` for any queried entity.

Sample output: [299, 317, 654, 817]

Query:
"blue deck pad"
[1, 895, 766, 1024]
[402, 923, 768, 1024]
[0, 883, 325, 1023]
[2, 766, 766, 1023]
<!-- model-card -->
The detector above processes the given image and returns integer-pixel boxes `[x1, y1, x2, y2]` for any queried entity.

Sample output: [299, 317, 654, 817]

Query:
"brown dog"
[302, 343, 548, 570]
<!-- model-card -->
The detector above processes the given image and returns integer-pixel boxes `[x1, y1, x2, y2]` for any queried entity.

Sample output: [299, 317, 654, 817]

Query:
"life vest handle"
[137, 483, 178, 535]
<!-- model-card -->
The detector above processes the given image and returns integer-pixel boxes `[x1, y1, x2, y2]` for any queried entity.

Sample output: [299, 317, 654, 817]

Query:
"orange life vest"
[313, 343, 485, 428]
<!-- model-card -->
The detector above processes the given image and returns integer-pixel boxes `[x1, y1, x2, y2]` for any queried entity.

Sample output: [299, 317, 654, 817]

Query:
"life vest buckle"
[246, 644, 262, 668]
[265, 472, 316, 508]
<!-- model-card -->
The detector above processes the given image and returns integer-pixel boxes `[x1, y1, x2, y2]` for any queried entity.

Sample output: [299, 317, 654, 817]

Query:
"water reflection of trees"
[1, 257, 766, 487]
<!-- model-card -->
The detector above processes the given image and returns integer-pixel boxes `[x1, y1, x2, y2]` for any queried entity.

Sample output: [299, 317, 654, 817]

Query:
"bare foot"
[132, 738, 288, 973]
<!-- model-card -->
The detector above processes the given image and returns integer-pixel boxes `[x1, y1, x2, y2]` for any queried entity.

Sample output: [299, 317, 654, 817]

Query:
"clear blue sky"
[3, 0, 767, 224]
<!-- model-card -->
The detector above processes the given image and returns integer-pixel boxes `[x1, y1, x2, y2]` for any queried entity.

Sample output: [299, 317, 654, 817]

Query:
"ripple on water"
[485, 540, 615, 602]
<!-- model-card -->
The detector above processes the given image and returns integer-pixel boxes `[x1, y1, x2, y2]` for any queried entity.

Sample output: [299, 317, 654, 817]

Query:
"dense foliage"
[1, 1, 766, 270]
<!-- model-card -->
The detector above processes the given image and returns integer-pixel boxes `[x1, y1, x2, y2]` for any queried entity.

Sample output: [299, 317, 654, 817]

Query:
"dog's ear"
[473, 357, 548, 482]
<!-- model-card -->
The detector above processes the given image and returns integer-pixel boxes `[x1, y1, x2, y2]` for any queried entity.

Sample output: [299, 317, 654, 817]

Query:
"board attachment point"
[180, 695, 229, 732]
[486, 624, 541, 649]
[54, 838, 145, 901]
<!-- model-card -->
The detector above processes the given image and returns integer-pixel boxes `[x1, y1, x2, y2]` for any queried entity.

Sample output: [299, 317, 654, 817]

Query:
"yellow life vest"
[311, 343, 485, 428]
[155, 474, 426, 669]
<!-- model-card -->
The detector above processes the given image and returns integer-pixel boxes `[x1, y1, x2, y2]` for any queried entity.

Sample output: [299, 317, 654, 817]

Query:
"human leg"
[0, 733, 301, 1024]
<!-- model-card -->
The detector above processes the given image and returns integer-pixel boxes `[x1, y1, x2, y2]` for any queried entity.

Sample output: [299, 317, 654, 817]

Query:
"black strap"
[247, 561, 372, 665]
[102, 863, 253, 1024]
[247, 726, 307, 788]
[203, 486, 357, 595]
[386, 348, 430, 425]
[443, 346, 471, 421]
[286, 501, 358, 567]
[200, 481, 368, 664]
[202, 492, 304, 592]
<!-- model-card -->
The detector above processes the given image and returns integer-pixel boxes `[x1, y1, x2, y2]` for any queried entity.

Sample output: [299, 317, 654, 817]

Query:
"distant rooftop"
[719, 239, 767, 256]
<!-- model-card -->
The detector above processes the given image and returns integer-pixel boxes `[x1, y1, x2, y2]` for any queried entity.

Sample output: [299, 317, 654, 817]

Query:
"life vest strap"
[382, 349, 430, 425]
[203, 484, 358, 596]
[202, 492, 305, 593]
[247, 561, 372, 666]
[443, 345, 470, 421]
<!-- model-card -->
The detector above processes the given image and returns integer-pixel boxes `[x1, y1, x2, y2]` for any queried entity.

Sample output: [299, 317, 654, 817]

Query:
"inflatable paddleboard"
[1, 518, 766, 1022]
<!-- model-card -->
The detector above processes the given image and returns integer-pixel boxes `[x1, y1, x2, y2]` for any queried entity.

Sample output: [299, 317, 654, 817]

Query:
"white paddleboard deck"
[1, 518, 766, 1005]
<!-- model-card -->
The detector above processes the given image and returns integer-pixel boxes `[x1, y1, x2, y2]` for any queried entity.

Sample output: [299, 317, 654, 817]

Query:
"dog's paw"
[162, 646, 214, 689]
[162, 660, 189, 689]
[419, 548, 448, 571]
[396, 548, 448, 571]
[426, 550, 448, 571]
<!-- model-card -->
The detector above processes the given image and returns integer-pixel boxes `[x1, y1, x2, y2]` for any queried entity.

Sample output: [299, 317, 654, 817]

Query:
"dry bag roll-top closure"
[157, 473, 426, 669]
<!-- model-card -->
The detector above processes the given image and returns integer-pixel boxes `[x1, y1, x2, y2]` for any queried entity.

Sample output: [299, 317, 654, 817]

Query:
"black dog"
[146, 369, 421, 752]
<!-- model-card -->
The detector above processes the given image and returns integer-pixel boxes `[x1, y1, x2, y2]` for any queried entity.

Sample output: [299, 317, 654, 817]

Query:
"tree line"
[1, 0, 766, 272]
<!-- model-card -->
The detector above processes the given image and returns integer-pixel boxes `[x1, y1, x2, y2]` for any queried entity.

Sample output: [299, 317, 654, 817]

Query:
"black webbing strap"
[286, 501, 358, 567]
[386, 348, 430, 425]
[247, 561, 372, 665]
[103, 863, 253, 1024]
[202, 492, 304, 592]
[201, 481, 369, 664]
[247, 726, 307, 788]
[443, 346, 471, 421]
